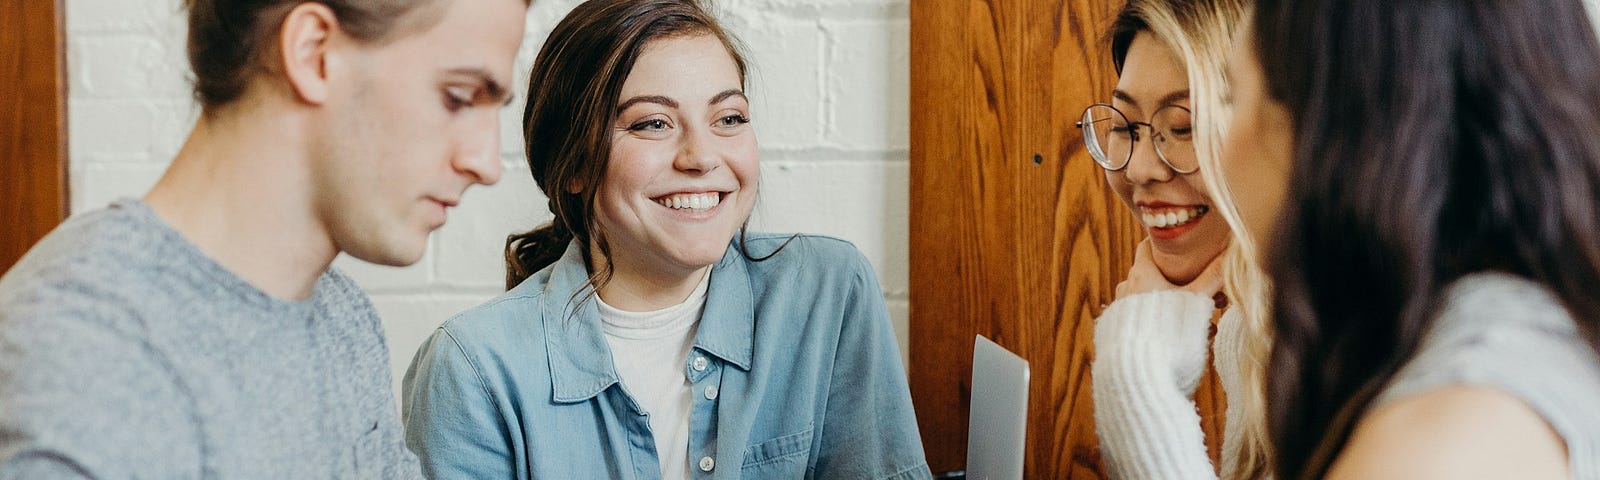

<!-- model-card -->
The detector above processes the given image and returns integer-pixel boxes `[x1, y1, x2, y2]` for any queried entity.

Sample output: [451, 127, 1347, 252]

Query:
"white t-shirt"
[597, 272, 709, 480]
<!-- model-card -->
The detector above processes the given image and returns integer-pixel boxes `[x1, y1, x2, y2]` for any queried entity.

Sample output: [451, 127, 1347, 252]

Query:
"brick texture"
[66, 0, 913, 391]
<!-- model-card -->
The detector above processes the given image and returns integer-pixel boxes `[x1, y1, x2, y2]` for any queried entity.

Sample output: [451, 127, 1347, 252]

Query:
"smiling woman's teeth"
[1142, 205, 1208, 228]
[658, 192, 721, 211]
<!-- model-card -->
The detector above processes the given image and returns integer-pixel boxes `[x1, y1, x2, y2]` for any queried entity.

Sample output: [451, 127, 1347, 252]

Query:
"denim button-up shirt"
[401, 234, 931, 479]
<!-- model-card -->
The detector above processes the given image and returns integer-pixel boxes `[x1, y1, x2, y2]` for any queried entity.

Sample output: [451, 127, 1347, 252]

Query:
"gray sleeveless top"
[1376, 272, 1600, 478]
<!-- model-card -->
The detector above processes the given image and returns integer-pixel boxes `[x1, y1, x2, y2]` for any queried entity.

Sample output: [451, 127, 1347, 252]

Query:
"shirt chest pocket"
[741, 424, 814, 477]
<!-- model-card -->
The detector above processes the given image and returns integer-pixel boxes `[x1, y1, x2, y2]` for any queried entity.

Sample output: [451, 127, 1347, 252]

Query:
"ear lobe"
[279, 3, 340, 106]
[566, 179, 584, 194]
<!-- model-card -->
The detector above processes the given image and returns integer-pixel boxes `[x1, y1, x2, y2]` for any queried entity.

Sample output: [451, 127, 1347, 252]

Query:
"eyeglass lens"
[1079, 104, 1196, 172]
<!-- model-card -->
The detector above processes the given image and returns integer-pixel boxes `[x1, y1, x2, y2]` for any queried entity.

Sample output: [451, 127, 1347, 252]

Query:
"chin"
[344, 235, 428, 267]
[355, 249, 424, 267]
[683, 247, 730, 267]
[669, 239, 733, 268]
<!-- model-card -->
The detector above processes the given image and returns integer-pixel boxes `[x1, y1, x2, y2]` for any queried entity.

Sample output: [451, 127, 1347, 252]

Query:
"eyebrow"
[1111, 88, 1191, 109]
[616, 95, 679, 113]
[446, 67, 512, 106]
[710, 89, 746, 105]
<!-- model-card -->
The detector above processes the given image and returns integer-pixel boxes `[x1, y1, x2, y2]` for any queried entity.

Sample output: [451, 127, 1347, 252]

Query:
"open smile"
[651, 191, 734, 219]
[654, 191, 723, 211]
[1139, 203, 1210, 240]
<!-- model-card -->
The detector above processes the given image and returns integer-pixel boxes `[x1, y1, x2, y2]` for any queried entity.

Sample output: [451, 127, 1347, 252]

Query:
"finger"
[1128, 237, 1159, 275]
[1132, 237, 1153, 266]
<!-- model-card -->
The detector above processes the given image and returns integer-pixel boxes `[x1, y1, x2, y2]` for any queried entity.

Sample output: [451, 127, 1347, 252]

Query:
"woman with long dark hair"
[1221, 0, 1600, 478]
[399, 1, 930, 478]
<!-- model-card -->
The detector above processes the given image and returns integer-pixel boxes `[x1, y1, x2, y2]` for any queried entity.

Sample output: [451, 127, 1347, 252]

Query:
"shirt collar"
[696, 244, 755, 371]
[541, 240, 756, 403]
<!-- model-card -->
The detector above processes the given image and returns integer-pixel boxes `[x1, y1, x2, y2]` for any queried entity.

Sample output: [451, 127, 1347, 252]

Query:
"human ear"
[278, 3, 340, 105]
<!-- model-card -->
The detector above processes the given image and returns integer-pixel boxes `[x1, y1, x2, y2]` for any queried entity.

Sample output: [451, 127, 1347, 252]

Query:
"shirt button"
[692, 356, 708, 371]
[703, 385, 719, 400]
[699, 456, 716, 472]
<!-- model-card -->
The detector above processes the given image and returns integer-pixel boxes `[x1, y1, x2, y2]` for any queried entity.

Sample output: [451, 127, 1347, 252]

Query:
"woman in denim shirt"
[400, 1, 930, 479]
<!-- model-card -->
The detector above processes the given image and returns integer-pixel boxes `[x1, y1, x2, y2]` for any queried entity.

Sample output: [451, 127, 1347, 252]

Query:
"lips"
[1136, 202, 1210, 241]
[422, 197, 455, 229]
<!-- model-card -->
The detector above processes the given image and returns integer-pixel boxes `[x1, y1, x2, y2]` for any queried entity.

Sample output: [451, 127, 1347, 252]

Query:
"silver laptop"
[964, 335, 1030, 480]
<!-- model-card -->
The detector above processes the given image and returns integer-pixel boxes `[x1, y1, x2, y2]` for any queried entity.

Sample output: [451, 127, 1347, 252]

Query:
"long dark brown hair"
[506, 0, 777, 291]
[1251, 0, 1600, 477]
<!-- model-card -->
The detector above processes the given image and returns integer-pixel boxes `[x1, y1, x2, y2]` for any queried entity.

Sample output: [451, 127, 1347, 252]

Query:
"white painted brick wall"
[66, 0, 911, 401]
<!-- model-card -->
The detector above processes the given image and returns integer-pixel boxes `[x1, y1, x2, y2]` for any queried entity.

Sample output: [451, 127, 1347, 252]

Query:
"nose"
[1122, 129, 1173, 185]
[674, 126, 721, 175]
[454, 113, 504, 186]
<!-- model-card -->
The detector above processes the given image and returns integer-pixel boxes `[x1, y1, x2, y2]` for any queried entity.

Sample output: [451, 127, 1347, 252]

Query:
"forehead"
[619, 34, 743, 100]
[1226, 25, 1262, 90]
[1114, 33, 1190, 109]
[384, 0, 527, 74]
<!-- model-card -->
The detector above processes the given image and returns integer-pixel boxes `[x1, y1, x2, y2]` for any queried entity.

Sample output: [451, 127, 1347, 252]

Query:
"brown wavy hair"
[505, 0, 772, 291]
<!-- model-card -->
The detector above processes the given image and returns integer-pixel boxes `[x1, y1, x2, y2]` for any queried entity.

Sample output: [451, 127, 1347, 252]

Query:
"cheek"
[1218, 109, 1256, 200]
[728, 139, 759, 191]
[1105, 171, 1135, 207]
[1221, 108, 1292, 249]
[1178, 173, 1213, 202]
[605, 141, 668, 196]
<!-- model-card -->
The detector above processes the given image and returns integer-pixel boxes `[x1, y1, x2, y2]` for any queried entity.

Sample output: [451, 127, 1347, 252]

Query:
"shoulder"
[405, 286, 555, 408]
[1330, 386, 1568, 480]
[431, 282, 551, 360]
[1388, 272, 1600, 402]
[1434, 272, 1572, 332]
[734, 233, 875, 282]
[1, 203, 167, 303]
[1390, 273, 1600, 391]
[1366, 272, 1600, 478]
[0, 202, 194, 331]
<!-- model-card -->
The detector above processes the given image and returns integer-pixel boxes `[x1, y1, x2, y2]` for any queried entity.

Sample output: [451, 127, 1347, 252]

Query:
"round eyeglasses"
[1074, 103, 1198, 174]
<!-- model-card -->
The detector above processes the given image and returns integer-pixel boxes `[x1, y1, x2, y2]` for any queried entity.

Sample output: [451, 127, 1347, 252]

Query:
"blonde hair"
[1119, 1, 1273, 478]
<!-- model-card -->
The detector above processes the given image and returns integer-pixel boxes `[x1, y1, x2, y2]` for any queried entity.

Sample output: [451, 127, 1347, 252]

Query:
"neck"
[592, 246, 711, 312]
[144, 103, 335, 301]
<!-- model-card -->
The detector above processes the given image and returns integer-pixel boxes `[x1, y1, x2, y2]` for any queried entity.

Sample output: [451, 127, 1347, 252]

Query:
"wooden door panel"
[1, 0, 67, 274]
[910, 0, 1225, 477]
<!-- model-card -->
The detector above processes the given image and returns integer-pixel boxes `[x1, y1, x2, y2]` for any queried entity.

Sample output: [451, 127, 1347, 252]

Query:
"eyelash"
[629, 119, 669, 131]
[443, 86, 479, 113]
[625, 114, 750, 133]
[444, 94, 470, 112]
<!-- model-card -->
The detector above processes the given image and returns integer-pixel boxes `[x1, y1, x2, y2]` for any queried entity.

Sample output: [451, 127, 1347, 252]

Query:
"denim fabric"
[402, 233, 931, 480]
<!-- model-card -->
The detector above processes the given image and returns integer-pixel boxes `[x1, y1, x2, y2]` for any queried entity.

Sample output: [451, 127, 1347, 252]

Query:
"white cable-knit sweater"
[1092, 290, 1250, 480]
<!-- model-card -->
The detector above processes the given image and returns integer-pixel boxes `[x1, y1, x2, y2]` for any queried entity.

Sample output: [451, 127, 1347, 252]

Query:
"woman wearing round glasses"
[1081, 0, 1273, 479]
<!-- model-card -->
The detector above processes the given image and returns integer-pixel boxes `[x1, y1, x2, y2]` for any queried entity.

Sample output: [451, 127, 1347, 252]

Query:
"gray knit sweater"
[0, 200, 421, 479]
[1377, 272, 1600, 479]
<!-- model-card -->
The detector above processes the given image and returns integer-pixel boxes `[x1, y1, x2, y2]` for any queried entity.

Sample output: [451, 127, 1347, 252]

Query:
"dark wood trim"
[1, 0, 68, 274]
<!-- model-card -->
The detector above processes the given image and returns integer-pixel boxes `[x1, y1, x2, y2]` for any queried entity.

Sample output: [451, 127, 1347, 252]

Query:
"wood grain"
[0, 0, 67, 275]
[909, 0, 1226, 476]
